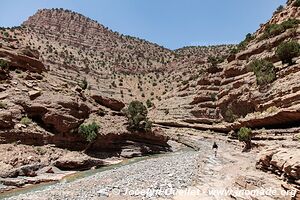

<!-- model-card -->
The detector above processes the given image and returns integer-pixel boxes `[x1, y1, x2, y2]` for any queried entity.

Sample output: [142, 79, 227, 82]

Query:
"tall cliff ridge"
[22, 8, 174, 73]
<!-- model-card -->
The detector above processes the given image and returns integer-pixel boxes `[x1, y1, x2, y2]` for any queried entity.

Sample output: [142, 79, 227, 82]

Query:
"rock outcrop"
[53, 152, 106, 170]
[256, 147, 300, 181]
[91, 91, 125, 111]
[149, 2, 300, 139]
[91, 127, 170, 158]
[22, 8, 174, 74]
[0, 48, 46, 73]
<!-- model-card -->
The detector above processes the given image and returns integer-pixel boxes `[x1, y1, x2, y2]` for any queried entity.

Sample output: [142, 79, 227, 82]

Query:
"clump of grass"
[0, 59, 8, 69]
[20, 117, 32, 126]
[266, 106, 278, 113]
[0, 101, 7, 109]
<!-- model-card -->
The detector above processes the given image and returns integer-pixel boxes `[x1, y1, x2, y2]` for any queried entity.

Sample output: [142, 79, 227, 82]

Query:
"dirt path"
[172, 136, 294, 200]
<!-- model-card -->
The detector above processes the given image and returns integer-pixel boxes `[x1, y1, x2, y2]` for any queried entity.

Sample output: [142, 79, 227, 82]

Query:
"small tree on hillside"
[79, 78, 88, 90]
[238, 127, 252, 152]
[125, 101, 152, 132]
[276, 41, 300, 65]
[249, 59, 276, 85]
[78, 122, 100, 142]
[146, 99, 153, 108]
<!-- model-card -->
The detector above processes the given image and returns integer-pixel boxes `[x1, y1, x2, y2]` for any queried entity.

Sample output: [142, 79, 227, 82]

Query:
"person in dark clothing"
[212, 142, 218, 157]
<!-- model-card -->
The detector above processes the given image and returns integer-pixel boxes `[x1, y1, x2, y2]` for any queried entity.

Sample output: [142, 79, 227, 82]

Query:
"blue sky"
[1, 0, 285, 49]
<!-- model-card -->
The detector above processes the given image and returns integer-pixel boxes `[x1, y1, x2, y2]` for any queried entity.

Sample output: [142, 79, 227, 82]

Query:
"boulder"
[0, 111, 14, 128]
[0, 48, 46, 73]
[0, 164, 44, 178]
[257, 148, 300, 180]
[283, 153, 300, 180]
[0, 85, 6, 92]
[20, 95, 90, 134]
[270, 150, 289, 171]
[28, 90, 41, 100]
[91, 91, 125, 111]
[0, 162, 13, 178]
[0, 93, 8, 100]
[53, 152, 106, 170]
[91, 127, 170, 155]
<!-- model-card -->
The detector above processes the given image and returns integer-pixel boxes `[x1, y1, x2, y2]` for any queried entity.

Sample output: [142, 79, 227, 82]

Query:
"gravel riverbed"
[4, 140, 220, 200]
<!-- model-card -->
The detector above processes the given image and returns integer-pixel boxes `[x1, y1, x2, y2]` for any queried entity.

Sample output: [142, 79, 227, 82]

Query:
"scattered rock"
[0, 85, 6, 92]
[28, 90, 41, 100]
[0, 93, 8, 100]
[0, 111, 14, 128]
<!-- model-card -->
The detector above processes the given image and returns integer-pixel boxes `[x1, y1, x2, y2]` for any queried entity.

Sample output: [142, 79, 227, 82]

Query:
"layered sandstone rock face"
[149, 3, 300, 138]
[257, 147, 300, 181]
[0, 0, 300, 193]
[0, 9, 174, 177]
[22, 8, 175, 74]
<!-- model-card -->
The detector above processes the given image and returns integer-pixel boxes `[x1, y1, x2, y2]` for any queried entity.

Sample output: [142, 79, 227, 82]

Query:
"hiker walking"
[212, 142, 218, 157]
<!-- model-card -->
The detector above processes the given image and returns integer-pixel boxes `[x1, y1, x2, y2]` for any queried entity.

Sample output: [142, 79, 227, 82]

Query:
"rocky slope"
[150, 1, 300, 134]
[148, 1, 300, 194]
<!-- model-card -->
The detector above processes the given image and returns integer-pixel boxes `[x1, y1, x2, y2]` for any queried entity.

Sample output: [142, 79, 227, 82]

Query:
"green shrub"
[260, 19, 300, 40]
[208, 56, 225, 66]
[125, 101, 152, 132]
[249, 59, 276, 85]
[281, 18, 300, 29]
[210, 93, 217, 101]
[146, 99, 153, 108]
[20, 117, 32, 126]
[78, 122, 100, 142]
[224, 108, 237, 123]
[0, 59, 8, 69]
[230, 48, 238, 54]
[238, 127, 252, 150]
[294, 0, 300, 6]
[97, 109, 107, 116]
[238, 127, 252, 141]
[274, 5, 284, 14]
[276, 41, 300, 65]
[182, 80, 189, 85]
[164, 109, 169, 115]
[234, 33, 254, 53]
[79, 78, 88, 90]
[0, 101, 7, 109]
[111, 81, 117, 88]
